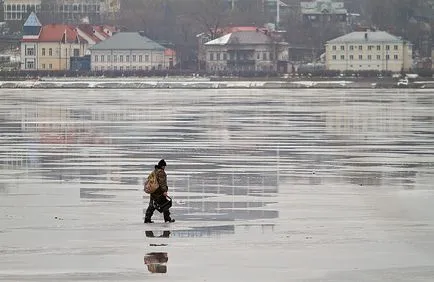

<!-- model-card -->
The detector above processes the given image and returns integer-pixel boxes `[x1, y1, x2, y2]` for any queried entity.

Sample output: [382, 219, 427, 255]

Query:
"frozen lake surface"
[0, 88, 433, 281]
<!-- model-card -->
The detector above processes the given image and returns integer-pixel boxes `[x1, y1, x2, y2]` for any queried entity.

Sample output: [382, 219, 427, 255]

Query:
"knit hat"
[158, 159, 167, 167]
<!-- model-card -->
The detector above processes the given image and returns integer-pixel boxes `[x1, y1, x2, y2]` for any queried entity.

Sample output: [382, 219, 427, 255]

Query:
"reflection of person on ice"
[144, 159, 175, 223]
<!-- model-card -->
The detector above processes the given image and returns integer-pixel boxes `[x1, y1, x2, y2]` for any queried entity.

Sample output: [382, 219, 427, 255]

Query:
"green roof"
[89, 32, 165, 51]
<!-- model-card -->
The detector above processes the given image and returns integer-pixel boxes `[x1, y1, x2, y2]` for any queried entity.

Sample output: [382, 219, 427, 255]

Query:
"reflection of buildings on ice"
[324, 95, 413, 138]
[323, 94, 424, 188]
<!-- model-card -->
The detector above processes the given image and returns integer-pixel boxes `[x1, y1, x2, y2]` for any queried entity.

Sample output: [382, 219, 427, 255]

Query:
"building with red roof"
[20, 12, 116, 71]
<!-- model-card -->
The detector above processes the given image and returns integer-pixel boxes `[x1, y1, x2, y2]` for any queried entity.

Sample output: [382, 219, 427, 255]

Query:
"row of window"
[331, 44, 400, 51]
[4, 4, 39, 11]
[93, 65, 163, 71]
[26, 48, 80, 57]
[94, 54, 162, 63]
[209, 52, 274, 61]
[331, 54, 399, 60]
[41, 63, 53, 69]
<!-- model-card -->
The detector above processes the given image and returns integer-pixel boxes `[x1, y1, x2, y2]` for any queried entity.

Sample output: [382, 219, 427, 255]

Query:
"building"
[89, 32, 175, 72]
[301, 0, 347, 24]
[3, 0, 120, 23]
[20, 12, 114, 71]
[39, 0, 120, 24]
[203, 30, 289, 73]
[325, 31, 413, 72]
[3, 0, 41, 21]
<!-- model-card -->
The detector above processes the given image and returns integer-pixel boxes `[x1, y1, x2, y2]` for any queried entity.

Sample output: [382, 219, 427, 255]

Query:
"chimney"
[139, 31, 146, 37]
[365, 32, 368, 41]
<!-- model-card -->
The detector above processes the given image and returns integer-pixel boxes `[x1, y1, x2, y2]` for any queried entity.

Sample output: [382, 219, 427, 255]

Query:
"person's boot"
[164, 213, 175, 223]
[144, 218, 154, 223]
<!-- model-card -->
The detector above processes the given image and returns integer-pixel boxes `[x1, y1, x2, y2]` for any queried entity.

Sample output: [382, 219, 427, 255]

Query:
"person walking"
[144, 159, 175, 223]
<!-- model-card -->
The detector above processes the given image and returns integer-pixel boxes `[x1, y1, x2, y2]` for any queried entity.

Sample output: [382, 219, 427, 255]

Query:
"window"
[94, 55, 98, 62]
[49, 48, 52, 56]
[257, 52, 260, 60]
[42, 63, 45, 69]
[26, 47, 34, 56]
[145, 54, 149, 62]
[368, 45, 373, 51]
[107, 55, 111, 62]
[26, 61, 34, 69]
[350, 45, 354, 51]
[209, 53, 213, 61]
[101, 55, 104, 62]
[394, 55, 398, 60]
[340, 55, 345, 60]
[377, 55, 381, 60]
[359, 55, 363, 60]
[270, 53, 273, 61]
[332, 55, 337, 60]
[386, 45, 390, 50]
[126, 55, 129, 62]
[133, 55, 136, 62]
[114, 55, 117, 62]
[114, 66, 117, 70]
[332, 45, 337, 51]
[42, 48, 45, 56]
[340, 46, 345, 51]
[139, 55, 142, 62]
[377, 45, 381, 51]
[350, 55, 354, 60]
[120, 66, 123, 71]
[73, 49, 79, 56]
[223, 53, 227, 60]
[386, 54, 390, 60]
[120, 55, 123, 62]
[263, 53, 267, 60]
[358, 45, 362, 50]
[394, 45, 398, 50]
[368, 55, 372, 60]
[49, 64, 52, 69]
[216, 53, 220, 60]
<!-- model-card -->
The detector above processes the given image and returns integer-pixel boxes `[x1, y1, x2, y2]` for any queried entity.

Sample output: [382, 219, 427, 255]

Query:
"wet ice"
[0, 88, 433, 281]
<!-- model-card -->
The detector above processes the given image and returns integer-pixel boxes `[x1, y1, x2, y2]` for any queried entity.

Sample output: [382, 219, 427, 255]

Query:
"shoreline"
[0, 77, 433, 89]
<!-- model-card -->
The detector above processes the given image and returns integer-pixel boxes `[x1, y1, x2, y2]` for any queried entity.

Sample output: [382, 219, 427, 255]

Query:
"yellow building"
[20, 12, 114, 71]
[325, 30, 413, 72]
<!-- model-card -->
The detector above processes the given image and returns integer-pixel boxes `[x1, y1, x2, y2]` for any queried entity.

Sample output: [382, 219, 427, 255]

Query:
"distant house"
[203, 30, 289, 73]
[325, 31, 413, 72]
[89, 32, 175, 72]
[20, 12, 115, 71]
[301, 0, 347, 23]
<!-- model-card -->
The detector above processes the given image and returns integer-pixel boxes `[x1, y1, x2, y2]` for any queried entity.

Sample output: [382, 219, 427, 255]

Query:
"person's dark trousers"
[145, 197, 155, 223]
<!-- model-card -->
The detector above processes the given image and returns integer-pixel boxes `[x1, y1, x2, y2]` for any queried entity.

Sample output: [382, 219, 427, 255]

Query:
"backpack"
[144, 170, 159, 194]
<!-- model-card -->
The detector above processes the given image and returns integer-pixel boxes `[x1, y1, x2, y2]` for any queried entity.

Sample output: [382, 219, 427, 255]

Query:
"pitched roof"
[204, 30, 282, 46]
[21, 24, 80, 43]
[327, 31, 404, 44]
[24, 12, 41, 27]
[89, 32, 165, 51]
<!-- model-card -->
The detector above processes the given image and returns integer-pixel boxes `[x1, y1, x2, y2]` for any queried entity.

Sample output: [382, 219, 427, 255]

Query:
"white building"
[301, 0, 347, 23]
[89, 32, 175, 72]
[204, 30, 289, 73]
[3, 0, 41, 21]
[325, 31, 413, 72]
